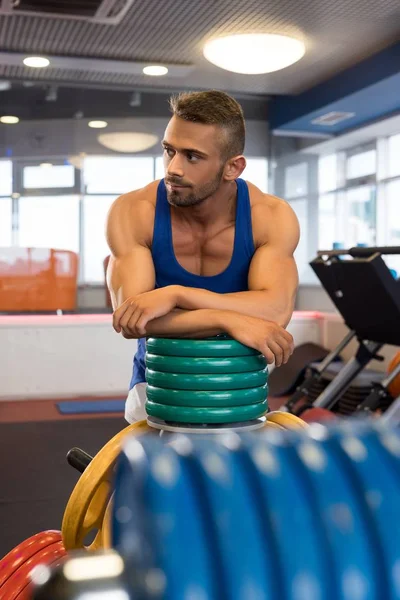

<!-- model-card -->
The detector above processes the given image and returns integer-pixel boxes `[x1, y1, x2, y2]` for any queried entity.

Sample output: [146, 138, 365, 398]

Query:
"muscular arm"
[173, 199, 300, 327]
[106, 191, 227, 339]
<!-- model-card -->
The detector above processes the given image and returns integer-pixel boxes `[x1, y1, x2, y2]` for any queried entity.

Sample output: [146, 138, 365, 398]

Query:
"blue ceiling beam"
[270, 41, 400, 135]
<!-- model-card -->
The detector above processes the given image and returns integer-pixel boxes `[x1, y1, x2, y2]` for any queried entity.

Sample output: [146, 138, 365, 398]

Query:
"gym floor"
[0, 398, 126, 558]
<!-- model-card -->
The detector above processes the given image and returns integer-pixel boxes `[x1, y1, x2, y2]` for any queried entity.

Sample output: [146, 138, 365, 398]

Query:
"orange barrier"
[0, 248, 78, 312]
[388, 351, 400, 400]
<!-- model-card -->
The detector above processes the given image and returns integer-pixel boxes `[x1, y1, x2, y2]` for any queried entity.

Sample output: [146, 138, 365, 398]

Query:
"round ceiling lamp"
[97, 132, 159, 153]
[203, 33, 305, 74]
[23, 56, 50, 68]
[143, 65, 168, 76]
[0, 115, 19, 124]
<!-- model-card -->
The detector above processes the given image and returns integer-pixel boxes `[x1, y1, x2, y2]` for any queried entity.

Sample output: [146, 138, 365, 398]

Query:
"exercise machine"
[283, 245, 400, 416]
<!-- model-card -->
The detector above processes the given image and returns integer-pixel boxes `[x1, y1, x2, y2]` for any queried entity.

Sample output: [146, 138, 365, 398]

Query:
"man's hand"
[113, 286, 179, 337]
[223, 312, 294, 367]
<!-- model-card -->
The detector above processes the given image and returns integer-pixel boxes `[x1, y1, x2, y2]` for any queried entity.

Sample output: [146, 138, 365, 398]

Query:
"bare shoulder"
[246, 181, 300, 249]
[106, 180, 159, 252]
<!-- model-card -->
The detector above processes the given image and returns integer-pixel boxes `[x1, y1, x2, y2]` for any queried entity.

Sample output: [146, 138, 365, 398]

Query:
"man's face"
[162, 115, 226, 207]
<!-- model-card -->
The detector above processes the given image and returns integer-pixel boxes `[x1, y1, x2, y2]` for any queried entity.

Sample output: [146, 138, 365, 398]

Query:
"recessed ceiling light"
[23, 56, 50, 68]
[88, 120, 108, 129]
[40, 162, 53, 168]
[0, 115, 19, 124]
[143, 65, 168, 76]
[203, 33, 305, 74]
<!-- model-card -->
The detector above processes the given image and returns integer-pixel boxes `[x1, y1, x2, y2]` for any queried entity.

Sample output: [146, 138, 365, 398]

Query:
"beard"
[166, 165, 224, 208]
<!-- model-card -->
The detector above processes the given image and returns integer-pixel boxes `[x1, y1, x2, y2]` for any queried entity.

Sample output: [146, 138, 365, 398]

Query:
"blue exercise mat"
[57, 399, 125, 414]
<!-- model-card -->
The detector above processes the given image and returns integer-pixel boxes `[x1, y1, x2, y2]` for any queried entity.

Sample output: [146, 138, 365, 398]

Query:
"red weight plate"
[301, 407, 338, 423]
[16, 549, 67, 600]
[0, 531, 61, 587]
[0, 542, 66, 600]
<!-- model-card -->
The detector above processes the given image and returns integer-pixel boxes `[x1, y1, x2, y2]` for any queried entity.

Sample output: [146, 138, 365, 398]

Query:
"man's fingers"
[267, 341, 284, 367]
[113, 302, 131, 332]
[124, 306, 139, 332]
[121, 328, 135, 339]
[135, 311, 151, 336]
[263, 346, 275, 364]
[119, 305, 137, 331]
[282, 328, 294, 343]
[276, 334, 293, 364]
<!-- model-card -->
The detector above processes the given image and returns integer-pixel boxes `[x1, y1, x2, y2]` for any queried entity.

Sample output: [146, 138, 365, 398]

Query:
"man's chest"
[171, 221, 236, 277]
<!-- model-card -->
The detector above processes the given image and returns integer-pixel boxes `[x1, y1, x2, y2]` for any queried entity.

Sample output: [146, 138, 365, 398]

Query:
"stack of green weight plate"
[145, 337, 269, 424]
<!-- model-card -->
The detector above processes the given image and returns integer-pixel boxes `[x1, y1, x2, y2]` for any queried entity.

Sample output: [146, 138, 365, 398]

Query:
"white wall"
[0, 315, 136, 400]
[296, 286, 337, 312]
[0, 311, 323, 401]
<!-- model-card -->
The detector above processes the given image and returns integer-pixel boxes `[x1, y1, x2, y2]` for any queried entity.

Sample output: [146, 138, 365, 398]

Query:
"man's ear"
[223, 155, 246, 181]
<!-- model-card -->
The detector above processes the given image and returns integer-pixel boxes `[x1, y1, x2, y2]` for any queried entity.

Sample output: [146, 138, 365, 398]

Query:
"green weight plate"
[146, 337, 259, 358]
[146, 369, 268, 390]
[146, 384, 268, 407]
[145, 353, 267, 374]
[145, 399, 268, 424]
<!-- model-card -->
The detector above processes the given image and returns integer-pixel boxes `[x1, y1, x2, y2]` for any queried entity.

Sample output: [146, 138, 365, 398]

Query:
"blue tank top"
[129, 178, 255, 388]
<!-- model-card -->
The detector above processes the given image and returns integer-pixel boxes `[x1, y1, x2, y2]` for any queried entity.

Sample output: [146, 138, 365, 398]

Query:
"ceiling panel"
[0, 0, 398, 95]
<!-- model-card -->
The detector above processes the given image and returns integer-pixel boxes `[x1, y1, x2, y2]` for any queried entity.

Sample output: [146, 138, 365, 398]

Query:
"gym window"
[284, 163, 308, 199]
[0, 160, 12, 196]
[388, 133, 400, 178]
[18, 196, 80, 254]
[83, 156, 154, 194]
[15, 160, 81, 197]
[242, 158, 269, 193]
[0, 196, 12, 246]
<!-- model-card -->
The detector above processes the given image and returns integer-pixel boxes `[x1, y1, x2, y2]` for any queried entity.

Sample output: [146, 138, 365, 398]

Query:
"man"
[106, 90, 299, 423]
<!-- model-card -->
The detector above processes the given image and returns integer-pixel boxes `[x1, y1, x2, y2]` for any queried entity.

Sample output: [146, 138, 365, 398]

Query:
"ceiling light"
[0, 115, 19, 124]
[40, 162, 53, 168]
[203, 33, 305, 74]
[97, 132, 159, 153]
[143, 65, 168, 76]
[88, 120, 108, 129]
[23, 56, 50, 68]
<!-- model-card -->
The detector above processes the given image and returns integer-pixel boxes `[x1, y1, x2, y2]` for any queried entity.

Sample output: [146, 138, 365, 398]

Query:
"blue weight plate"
[131, 435, 219, 600]
[374, 423, 400, 487]
[325, 424, 400, 600]
[112, 437, 157, 580]
[186, 435, 273, 600]
[290, 424, 380, 600]
[239, 430, 334, 600]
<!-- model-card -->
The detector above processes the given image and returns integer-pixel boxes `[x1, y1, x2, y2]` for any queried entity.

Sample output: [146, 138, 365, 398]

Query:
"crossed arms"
[106, 192, 299, 366]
